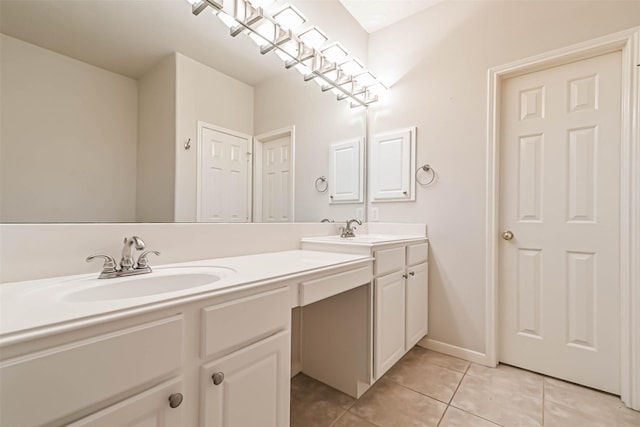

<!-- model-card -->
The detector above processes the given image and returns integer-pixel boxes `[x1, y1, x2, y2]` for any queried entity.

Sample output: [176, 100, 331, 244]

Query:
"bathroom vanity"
[301, 234, 429, 380]
[0, 233, 427, 427]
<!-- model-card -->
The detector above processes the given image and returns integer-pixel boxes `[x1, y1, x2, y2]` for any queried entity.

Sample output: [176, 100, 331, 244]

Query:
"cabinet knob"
[402, 274, 408, 279]
[212, 372, 225, 385]
[409, 271, 415, 276]
[168, 393, 183, 408]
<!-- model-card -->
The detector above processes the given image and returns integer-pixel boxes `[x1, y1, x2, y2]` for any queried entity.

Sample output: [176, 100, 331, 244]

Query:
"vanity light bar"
[192, 0, 223, 15]
[190, 0, 387, 107]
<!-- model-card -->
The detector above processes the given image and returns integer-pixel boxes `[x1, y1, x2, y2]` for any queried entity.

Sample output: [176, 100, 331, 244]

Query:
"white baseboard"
[417, 337, 494, 367]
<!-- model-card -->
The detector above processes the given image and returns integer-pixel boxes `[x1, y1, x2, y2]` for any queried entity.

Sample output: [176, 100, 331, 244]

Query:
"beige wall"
[367, 1, 640, 354]
[174, 53, 254, 222]
[0, 35, 138, 223]
[0, 222, 343, 283]
[137, 54, 177, 222]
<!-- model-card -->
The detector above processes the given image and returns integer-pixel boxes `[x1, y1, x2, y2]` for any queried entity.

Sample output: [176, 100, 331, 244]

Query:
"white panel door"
[374, 271, 406, 379]
[405, 262, 428, 350]
[262, 135, 292, 222]
[201, 331, 290, 427]
[198, 126, 250, 223]
[328, 139, 363, 203]
[499, 52, 622, 393]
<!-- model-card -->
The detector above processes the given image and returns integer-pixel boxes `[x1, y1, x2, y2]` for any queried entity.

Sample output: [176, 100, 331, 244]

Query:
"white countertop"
[0, 250, 371, 345]
[301, 234, 427, 247]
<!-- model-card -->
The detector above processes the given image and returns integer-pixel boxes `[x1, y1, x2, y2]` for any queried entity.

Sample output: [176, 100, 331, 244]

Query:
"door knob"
[501, 230, 514, 241]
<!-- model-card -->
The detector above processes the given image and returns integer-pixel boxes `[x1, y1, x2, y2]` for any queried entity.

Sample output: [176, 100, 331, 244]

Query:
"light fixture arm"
[189, 0, 387, 108]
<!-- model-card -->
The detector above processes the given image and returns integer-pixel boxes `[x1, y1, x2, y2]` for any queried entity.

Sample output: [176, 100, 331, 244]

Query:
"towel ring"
[416, 164, 436, 186]
[315, 176, 328, 192]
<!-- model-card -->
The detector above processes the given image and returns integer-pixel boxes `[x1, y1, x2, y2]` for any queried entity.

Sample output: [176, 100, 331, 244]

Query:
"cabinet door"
[68, 379, 183, 427]
[328, 138, 363, 203]
[405, 262, 428, 350]
[369, 127, 416, 202]
[201, 330, 290, 427]
[374, 271, 406, 379]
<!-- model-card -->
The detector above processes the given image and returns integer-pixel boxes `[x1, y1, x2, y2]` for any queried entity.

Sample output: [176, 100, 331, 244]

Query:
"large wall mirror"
[0, 0, 367, 224]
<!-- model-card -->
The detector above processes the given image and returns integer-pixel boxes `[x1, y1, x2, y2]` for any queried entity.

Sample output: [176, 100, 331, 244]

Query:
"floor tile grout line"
[435, 404, 450, 427]
[327, 408, 348, 427]
[383, 375, 458, 407]
[447, 365, 506, 426]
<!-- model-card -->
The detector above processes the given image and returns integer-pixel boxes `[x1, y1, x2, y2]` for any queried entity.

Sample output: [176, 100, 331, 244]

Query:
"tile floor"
[290, 345, 640, 427]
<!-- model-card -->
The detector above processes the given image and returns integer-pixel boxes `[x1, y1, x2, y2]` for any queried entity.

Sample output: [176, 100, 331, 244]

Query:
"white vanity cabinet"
[68, 379, 184, 427]
[373, 243, 429, 378]
[0, 285, 291, 427]
[201, 331, 289, 427]
[300, 236, 429, 382]
[199, 286, 290, 427]
[0, 315, 185, 427]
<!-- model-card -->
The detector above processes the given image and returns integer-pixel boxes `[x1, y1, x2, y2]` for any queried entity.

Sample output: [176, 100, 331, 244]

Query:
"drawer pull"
[409, 271, 415, 276]
[168, 393, 183, 408]
[212, 372, 225, 385]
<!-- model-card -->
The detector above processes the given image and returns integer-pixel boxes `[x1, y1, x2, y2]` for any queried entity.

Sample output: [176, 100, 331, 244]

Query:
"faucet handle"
[86, 254, 117, 273]
[136, 250, 160, 269]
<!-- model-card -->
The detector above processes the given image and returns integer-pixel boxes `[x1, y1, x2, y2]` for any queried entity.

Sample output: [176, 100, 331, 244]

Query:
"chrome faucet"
[340, 218, 362, 238]
[86, 236, 160, 279]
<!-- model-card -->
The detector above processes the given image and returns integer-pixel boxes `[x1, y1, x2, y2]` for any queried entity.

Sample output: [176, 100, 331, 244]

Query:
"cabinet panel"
[374, 271, 406, 379]
[374, 246, 405, 276]
[201, 286, 289, 359]
[0, 315, 183, 427]
[300, 266, 371, 306]
[68, 378, 183, 427]
[405, 262, 429, 350]
[201, 330, 290, 427]
[406, 243, 428, 266]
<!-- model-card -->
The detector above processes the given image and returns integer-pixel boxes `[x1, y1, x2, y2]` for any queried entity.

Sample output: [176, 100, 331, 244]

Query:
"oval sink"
[62, 267, 235, 302]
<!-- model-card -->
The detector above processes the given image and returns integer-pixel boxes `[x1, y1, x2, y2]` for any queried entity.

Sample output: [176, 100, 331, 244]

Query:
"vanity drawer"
[374, 246, 405, 276]
[0, 315, 183, 427]
[201, 286, 289, 359]
[300, 266, 372, 306]
[406, 243, 428, 266]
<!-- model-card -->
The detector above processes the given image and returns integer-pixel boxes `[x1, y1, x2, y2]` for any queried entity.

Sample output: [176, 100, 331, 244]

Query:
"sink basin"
[62, 266, 236, 302]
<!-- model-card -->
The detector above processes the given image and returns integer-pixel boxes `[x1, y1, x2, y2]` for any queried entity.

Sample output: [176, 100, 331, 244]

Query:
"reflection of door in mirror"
[253, 128, 295, 223]
[197, 122, 251, 223]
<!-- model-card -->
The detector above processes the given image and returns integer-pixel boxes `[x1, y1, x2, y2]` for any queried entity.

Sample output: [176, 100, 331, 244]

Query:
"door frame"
[196, 121, 253, 222]
[253, 126, 296, 222]
[485, 27, 640, 408]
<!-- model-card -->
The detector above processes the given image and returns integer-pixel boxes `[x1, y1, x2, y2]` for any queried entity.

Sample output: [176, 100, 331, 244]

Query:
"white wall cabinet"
[328, 139, 364, 204]
[369, 127, 416, 202]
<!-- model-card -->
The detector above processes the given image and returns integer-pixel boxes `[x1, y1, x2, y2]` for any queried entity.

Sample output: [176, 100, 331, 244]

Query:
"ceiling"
[0, 0, 443, 86]
[340, 0, 445, 33]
